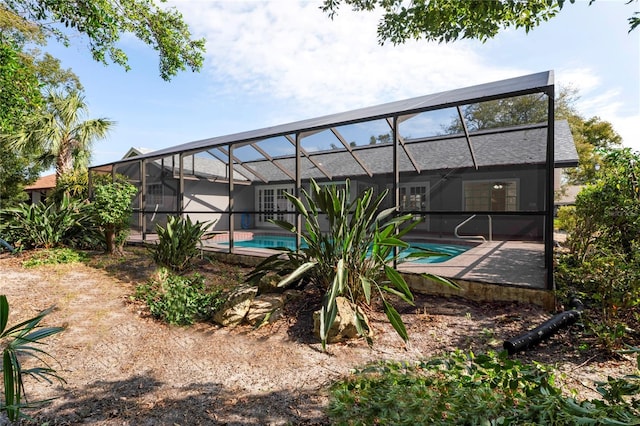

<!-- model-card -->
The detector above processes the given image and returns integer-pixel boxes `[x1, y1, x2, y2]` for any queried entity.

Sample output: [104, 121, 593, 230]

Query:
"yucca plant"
[150, 215, 213, 273]
[247, 179, 457, 349]
[0, 295, 66, 421]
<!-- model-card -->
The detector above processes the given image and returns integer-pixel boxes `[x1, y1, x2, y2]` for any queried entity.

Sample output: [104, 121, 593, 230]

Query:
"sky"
[42, 0, 639, 167]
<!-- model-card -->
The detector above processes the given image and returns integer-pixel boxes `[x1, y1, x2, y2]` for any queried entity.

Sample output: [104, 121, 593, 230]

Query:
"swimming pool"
[221, 235, 470, 264]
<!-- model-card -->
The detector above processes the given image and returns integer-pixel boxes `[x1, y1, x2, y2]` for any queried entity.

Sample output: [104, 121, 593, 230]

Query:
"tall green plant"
[91, 181, 138, 255]
[247, 179, 456, 349]
[0, 194, 94, 249]
[151, 215, 213, 273]
[0, 295, 65, 421]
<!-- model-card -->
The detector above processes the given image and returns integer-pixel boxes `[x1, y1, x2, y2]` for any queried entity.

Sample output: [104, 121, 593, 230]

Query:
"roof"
[240, 120, 577, 182]
[93, 71, 556, 169]
[24, 174, 56, 191]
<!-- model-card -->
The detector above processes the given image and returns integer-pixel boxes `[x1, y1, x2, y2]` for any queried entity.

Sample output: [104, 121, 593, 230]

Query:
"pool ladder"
[454, 214, 492, 242]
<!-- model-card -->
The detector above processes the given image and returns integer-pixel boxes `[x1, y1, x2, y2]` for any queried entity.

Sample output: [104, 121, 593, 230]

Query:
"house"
[24, 174, 56, 204]
[90, 71, 579, 291]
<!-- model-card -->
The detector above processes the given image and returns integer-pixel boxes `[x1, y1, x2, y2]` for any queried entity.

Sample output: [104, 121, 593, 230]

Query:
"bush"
[556, 148, 640, 350]
[90, 181, 138, 255]
[150, 215, 213, 273]
[0, 194, 96, 250]
[328, 350, 640, 425]
[135, 271, 225, 326]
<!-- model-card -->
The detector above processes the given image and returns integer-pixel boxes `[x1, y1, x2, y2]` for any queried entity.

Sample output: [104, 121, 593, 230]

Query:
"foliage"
[328, 350, 640, 425]
[22, 247, 88, 268]
[0, 40, 44, 207]
[556, 148, 640, 350]
[1, 90, 114, 179]
[0, 295, 65, 421]
[444, 86, 622, 185]
[2, 0, 205, 81]
[90, 181, 138, 255]
[555, 205, 576, 232]
[0, 194, 94, 249]
[247, 179, 456, 350]
[135, 271, 225, 326]
[150, 215, 213, 273]
[322, 0, 638, 45]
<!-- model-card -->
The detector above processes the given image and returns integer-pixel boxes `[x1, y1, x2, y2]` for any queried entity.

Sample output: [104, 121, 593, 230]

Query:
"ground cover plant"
[328, 350, 640, 425]
[247, 179, 456, 349]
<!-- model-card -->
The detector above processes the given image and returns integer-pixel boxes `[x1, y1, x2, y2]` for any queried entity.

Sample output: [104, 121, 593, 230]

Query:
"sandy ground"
[0, 249, 635, 425]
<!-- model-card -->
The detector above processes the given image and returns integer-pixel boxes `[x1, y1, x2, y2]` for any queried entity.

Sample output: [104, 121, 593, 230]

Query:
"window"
[147, 183, 164, 206]
[400, 185, 428, 211]
[464, 180, 517, 211]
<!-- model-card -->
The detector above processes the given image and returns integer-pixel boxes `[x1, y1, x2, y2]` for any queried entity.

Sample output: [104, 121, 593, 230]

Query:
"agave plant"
[247, 179, 457, 349]
[0, 295, 66, 421]
[150, 215, 214, 273]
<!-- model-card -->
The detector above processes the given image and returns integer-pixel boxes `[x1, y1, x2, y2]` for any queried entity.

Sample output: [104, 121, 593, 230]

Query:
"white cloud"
[171, 1, 527, 121]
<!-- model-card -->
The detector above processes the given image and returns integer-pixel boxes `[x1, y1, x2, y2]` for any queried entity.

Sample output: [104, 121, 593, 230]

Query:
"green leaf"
[360, 276, 372, 305]
[421, 273, 459, 289]
[277, 261, 317, 287]
[384, 265, 414, 302]
[0, 295, 8, 334]
[382, 300, 408, 343]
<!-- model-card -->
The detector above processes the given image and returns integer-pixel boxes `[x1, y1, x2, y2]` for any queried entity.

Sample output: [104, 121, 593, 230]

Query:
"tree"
[1, 90, 114, 179]
[1, 0, 205, 80]
[444, 86, 622, 185]
[0, 40, 43, 206]
[322, 0, 639, 45]
[91, 181, 138, 255]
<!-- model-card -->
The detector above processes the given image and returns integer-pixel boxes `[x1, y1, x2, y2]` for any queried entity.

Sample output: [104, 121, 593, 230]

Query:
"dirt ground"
[0, 248, 636, 425]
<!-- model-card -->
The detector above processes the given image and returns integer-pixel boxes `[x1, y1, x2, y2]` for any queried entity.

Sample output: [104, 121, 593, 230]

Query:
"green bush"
[135, 271, 225, 326]
[247, 179, 456, 349]
[90, 181, 138, 255]
[556, 148, 640, 350]
[150, 215, 213, 273]
[555, 205, 576, 232]
[0, 295, 66, 421]
[0, 194, 96, 250]
[328, 350, 640, 425]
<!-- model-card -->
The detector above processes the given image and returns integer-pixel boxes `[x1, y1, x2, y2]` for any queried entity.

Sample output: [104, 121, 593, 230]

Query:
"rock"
[313, 296, 371, 344]
[245, 293, 286, 326]
[212, 285, 258, 326]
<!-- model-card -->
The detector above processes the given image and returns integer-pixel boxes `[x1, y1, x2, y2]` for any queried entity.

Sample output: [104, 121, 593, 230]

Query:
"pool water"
[222, 235, 469, 264]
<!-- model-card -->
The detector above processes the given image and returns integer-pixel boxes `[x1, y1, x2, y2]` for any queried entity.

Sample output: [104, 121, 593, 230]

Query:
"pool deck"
[398, 240, 546, 289]
[129, 232, 552, 308]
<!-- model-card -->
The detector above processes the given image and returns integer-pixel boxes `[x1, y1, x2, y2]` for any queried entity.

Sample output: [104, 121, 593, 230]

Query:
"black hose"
[503, 298, 583, 355]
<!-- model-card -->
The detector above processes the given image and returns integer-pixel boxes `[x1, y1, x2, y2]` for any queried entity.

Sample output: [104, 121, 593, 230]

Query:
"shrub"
[556, 148, 640, 350]
[247, 179, 456, 349]
[135, 271, 225, 326]
[328, 350, 640, 425]
[0, 295, 65, 421]
[90, 181, 138, 255]
[0, 194, 95, 249]
[150, 215, 213, 273]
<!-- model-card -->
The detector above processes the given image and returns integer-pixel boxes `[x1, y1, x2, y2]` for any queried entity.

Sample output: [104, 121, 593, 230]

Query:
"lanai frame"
[90, 71, 557, 290]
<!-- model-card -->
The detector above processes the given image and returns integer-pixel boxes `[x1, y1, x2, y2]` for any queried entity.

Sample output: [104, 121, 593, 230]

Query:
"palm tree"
[2, 90, 114, 179]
